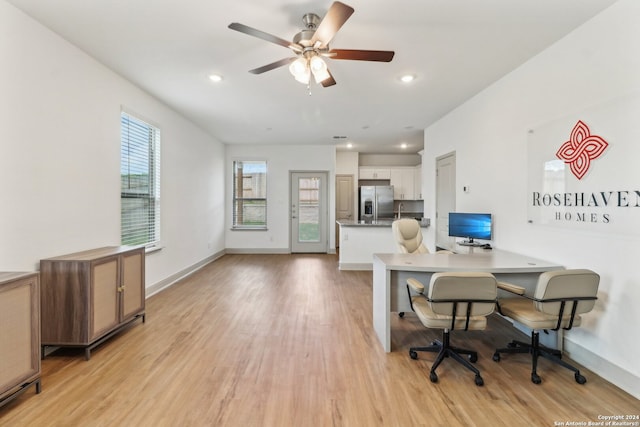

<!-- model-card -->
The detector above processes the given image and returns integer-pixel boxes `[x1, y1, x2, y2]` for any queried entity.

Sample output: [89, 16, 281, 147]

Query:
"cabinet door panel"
[121, 251, 144, 320]
[91, 259, 119, 340]
[414, 166, 422, 199]
[390, 168, 417, 200]
[0, 276, 39, 399]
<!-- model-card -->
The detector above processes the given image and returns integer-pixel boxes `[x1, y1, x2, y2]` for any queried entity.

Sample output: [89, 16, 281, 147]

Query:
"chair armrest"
[497, 281, 526, 295]
[406, 278, 425, 294]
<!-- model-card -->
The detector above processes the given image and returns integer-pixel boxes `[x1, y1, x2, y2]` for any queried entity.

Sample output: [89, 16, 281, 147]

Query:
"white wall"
[225, 144, 336, 252]
[0, 1, 226, 290]
[336, 151, 359, 176]
[422, 0, 640, 397]
[359, 153, 421, 167]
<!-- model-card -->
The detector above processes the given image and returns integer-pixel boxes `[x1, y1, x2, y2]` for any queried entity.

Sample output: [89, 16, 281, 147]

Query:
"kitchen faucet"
[397, 202, 404, 219]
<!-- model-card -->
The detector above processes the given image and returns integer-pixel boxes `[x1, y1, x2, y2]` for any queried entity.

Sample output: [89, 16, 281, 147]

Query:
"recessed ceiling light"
[400, 74, 415, 83]
[346, 142, 353, 149]
[400, 143, 408, 149]
[209, 74, 223, 82]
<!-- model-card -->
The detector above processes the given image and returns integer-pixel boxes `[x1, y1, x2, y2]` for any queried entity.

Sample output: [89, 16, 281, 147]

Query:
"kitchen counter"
[337, 219, 394, 227]
[336, 219, 430, 270]
[337, 218, 430, 227]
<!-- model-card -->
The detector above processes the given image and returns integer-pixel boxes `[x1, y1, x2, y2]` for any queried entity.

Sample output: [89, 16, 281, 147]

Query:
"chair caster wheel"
[575, 373, 587, 384]
[492, 352, 500, 362]
[399, 312, 405, 318]
[531, 373, 542, 384]
[429, 372, 438, 383]
[409, 350, 418, 360]
[469, 353, 478, 363]
[475, 375, 484, 386]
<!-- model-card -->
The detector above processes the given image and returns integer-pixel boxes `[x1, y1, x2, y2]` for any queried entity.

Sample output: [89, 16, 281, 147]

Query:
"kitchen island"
[336, 219, 430, 270]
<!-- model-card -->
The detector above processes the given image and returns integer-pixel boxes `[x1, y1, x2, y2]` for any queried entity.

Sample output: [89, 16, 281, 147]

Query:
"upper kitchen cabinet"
[359, 167, 391, 180]
[414, 165, 422, 200]
[389, 167, 417, 200]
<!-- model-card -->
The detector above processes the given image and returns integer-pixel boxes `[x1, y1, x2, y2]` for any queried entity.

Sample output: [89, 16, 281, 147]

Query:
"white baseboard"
[338, 262, 372, 271]
[564, 337, 640, 399]
[226, 248, 337, 255]
[146, 250, 225, 298]
[225, 248, 291, 254]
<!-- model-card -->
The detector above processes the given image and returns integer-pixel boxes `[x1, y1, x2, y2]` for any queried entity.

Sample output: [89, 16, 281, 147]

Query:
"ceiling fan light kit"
[229, 1, 394, 88]
[289, 53, 331, 85]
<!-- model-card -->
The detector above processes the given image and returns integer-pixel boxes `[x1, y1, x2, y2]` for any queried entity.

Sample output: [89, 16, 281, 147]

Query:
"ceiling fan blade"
[328, 49, 395, 62]
[311, 1, 354, 48]
[321, 70, 337, 87]
[249, 57, 296, 74]
[228, 22, 293, 49]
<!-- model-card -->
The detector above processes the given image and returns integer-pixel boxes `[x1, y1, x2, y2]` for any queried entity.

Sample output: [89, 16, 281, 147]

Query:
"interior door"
[335, 174, 354, 248]
[291, 171, 328, 253]
[436, 152, 456, 250]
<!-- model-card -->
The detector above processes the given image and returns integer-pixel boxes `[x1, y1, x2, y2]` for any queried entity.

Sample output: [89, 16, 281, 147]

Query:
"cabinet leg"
[35, 378, 42, 394]
[85, 348, 91, 361]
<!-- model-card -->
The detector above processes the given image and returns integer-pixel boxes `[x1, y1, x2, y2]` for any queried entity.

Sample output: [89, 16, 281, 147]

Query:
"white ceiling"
[8, 0, 618, 154]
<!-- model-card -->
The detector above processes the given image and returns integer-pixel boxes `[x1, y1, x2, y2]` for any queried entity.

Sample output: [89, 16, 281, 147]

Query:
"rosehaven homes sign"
[527, 95, 640, 236]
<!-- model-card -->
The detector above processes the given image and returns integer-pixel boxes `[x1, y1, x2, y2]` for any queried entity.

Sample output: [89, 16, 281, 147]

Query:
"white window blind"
[232, 160, 267, 229]
[121, 112, 161, 247]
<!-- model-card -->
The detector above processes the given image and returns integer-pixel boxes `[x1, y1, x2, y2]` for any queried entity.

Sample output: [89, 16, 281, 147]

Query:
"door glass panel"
[298, 177, 320, 242]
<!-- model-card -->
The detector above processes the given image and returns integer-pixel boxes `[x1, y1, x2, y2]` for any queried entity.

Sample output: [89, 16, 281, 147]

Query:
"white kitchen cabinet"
[359, 167, 391, 180]
[389, 167, 416, 200]
[414, 165, 422, 199]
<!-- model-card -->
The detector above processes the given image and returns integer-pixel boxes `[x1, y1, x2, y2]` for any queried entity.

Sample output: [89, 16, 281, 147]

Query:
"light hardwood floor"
[1, 254, 638, 426]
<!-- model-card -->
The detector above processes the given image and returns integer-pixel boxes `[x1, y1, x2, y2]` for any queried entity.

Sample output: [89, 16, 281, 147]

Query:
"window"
[232, 160, 267, 229]
[120, 111, 161, 247]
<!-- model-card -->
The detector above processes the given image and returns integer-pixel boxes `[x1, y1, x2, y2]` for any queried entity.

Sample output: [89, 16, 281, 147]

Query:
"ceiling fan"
[228, 1, 394, 87]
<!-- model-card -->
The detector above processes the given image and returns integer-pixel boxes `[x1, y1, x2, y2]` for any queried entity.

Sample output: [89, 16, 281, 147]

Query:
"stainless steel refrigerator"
[359, 185, 394, 222]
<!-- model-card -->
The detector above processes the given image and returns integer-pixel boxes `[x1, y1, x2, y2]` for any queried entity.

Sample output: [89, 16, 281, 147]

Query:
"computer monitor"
[448, 212, 492, 246]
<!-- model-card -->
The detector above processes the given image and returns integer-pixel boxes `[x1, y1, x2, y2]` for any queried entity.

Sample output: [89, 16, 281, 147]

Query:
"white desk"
[372, 249, 564, 352]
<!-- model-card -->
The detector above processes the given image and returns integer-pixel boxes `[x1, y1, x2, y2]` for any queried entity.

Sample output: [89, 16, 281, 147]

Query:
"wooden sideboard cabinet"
[0, 272, 41, 408]
[40, 246, 145, 360]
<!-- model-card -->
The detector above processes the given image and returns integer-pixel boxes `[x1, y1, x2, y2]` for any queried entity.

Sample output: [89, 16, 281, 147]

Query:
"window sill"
[145, 245, 164, 254]
[230, 227, 268, 231]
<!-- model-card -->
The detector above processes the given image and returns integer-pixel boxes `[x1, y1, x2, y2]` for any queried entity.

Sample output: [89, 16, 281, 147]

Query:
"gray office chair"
[493, 269, 600, 385]
[407, 272, 498, 386]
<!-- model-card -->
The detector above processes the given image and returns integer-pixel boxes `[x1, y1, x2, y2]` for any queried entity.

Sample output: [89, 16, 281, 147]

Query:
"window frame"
[232, 160, 268, 230]
[120, 110, 161, 249]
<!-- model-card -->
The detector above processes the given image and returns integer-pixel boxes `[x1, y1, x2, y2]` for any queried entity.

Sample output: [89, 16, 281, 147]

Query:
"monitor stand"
[457, 239, 485, 247]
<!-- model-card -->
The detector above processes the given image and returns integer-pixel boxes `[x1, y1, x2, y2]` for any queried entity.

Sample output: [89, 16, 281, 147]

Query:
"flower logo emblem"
[556, 120, 609, 180]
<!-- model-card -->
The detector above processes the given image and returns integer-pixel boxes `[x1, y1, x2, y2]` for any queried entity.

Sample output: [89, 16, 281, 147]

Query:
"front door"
[291, 171, 328, 253]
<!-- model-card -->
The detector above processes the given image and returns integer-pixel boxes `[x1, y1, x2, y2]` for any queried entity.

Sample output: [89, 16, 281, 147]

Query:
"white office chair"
[392, 218, 429, 254]
[493, 269, 600, 384]
[407, 272, 498, 386]
[392, 218, 453, 318]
